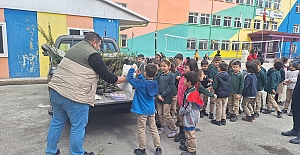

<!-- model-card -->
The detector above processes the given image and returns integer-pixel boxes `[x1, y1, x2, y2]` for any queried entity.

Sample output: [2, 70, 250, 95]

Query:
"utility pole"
[155, 0, 160, 55]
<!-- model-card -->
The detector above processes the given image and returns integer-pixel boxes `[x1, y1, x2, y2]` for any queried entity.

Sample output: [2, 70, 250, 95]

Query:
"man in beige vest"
[46, 32, 126, 155]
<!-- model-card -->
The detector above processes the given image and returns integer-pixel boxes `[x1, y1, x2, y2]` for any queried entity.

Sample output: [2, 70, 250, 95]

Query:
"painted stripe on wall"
[5, 9, 40, 78]
[66, 15, 93, 29]
[37, 12, 67, 77]
[93, 18, 119, 41]
[0, 8, 4, 22]
[0, 58, 9, 78]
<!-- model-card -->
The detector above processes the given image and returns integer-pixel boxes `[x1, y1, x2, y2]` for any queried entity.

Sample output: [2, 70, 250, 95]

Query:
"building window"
[232, 41, 240, 51]
[210, 40, 219, 50]
[271, 22, 278, 31]
[116, 3, 127, 7]
[291, 44, 297, 53]
[236, 0, 244, 4]
[246, 0, 254, 5]
[225, 0, 233, 2]
[187, 39, 197, 49]
[234, 17, 242, 28]
[212, 15, 222, 26]
[296, 4, 300, 13]
[199, 40, 208, 50]
[244, 19, 252, 29]
[256, 0, 264, 7]
[263, 21, 270, 30]
[293, 24, 300, 33]
[274, 0, 281, 10]
[254, 20, 261, 30]
[121, 34, 127, 48]
[242, 42, 251, 50]
[0, 23, 8, 57]
[224, 16, 232, 27]
[221, 40, 230, 50]
[188, 12, 199, 24]
[200, 13, 210, 25]
[265, 0, 272, 8]
[69, 28, 93, 35]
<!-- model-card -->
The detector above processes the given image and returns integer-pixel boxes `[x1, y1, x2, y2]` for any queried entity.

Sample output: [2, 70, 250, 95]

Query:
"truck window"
[100, 41, 117, 53]
[58, 40, 81, 52]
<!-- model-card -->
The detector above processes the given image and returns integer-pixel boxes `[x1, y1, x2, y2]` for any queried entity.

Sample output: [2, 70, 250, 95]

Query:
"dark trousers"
[293, 111, 300, 132]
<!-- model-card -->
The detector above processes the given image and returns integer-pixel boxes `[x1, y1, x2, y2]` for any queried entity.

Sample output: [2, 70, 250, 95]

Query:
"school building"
[115, 0, 300, 59]
[0, 0, 149, 78]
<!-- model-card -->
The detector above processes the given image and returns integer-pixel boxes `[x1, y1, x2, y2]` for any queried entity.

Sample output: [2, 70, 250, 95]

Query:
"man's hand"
[135, 69, 141, 75]
[235, 94, 241, 99]
[116, 76, 127, 84]
[272, 89, 277, 94]
[158, 95, 164, 101]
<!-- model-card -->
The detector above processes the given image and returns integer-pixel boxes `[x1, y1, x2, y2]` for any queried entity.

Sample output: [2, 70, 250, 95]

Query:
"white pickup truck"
[42, 35, 133, 115]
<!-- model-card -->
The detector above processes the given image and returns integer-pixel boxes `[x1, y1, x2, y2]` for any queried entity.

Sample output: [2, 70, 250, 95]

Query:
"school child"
[170, 59, 179, 120]
[277, 57, 288, 106]
[155, 52, 165, 61]
[179, 71, 203, 155]
[241, 61, 258, 122]
[175, 58, 199, 143]
[283, 62, 299, 116]
[208, 56, 222, 119]
[156, 59, 178, 138]
[256, 57, 267, 73]
[200, 59, 211, 118]
[126, 64, 162, 155]
[194, 50, 199, 61]
[263, 62, 284, 118]
[227, 60, 244, 122]
[254, 59, 267, 118]
[247, 49, 257, 61]
[211, 62, 231, 126]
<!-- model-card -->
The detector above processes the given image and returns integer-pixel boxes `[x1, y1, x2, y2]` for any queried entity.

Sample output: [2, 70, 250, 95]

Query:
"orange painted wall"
[112, 0, 158, 38]
[157, 0, 190, 30]
[193, 0, 237, 14]
[0, 8, 4, 22]
[66, 15, 93, 29]
[0, 58, 9, 78]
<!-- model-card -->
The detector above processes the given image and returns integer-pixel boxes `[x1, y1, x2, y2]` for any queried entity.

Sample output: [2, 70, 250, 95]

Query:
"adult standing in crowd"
[46, 32, 127, 155]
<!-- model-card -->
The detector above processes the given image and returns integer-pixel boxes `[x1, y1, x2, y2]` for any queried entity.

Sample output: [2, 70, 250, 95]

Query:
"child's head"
[144, 64, 158, 78]
[254, 59, 261, 70]
[195, 50, 198, 53]
[250, 49, 256, 56]
[274, 61, 283, 70]
[151, 59, 161, 70]
[198, 69, 204, 81]
[232, 61, 241, 73]
[160, 59, 173, 73]
[246, 61, 258, 73]
[289, 62, 296, 70]
[212, 56, 222, 68]
[184, 71, 199, 87]
[174, 53, 183, 65]
[155, 52, 165, 61]
[273, 58, 281, 63]
[256, 57, 264, 65]
[184, 57, 199, 74]
[218, 62, 228, 72]
[281, 57, 288, 65]
[137, 54, 145, 63]
[200, 59, 209, 71]
[228, 59, 237, 70]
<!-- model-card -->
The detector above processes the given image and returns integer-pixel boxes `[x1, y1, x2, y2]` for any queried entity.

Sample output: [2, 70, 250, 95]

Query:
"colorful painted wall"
[0, 8, 119, 78]
[118, 0, 299, 58]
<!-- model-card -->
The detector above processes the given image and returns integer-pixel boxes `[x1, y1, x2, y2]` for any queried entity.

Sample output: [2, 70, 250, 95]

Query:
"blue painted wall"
[278, 0, 300, 58]
[4, 9, 39, 78]
[93, 18, 119, 42]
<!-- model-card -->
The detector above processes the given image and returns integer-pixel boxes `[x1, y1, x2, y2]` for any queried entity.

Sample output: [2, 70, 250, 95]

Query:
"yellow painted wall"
[37, 12, 67, 77]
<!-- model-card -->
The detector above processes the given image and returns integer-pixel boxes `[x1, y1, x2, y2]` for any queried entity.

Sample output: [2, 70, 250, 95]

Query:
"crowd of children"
[129, 52, 297, 155]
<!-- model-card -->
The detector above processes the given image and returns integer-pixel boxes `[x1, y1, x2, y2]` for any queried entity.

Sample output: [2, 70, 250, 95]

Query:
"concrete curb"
[0, 77, 48, 86]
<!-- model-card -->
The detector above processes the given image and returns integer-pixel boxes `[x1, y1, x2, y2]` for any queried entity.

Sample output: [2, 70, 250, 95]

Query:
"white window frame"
[296, 4, 300, 13]
[212, 15, 222, 26]
[120, 34, 127, 48]
[256, 0, 264, 7]
[244, 18, 252, 29]
[187, 39, 197, 50]
[188, 12, 199, 24]
[224, 16, 232, 27]
[273, 0, 281, 10]
[263, 21, 270, 30]
[234, 17, 242, 28]
[236, 0, 244, 4]
[232, 41, 240, 51]
[291, 44, 297, 53]
[200, 13, 210, 25]
[265, 0, 272, 8]
[293, 24, 300, 33]
[245, 0, 254, 5]
[254, 19, 261, 30]
[271, 22, 278, 31]
[221, 40, 230, 50]
[210, 40, 220, 50]
[68, 28, 94, 35]
[199, 40, 208, 50]
[0, 22, 8, 57]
